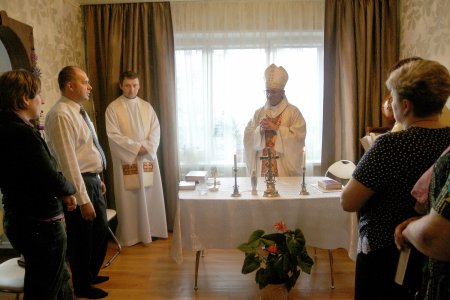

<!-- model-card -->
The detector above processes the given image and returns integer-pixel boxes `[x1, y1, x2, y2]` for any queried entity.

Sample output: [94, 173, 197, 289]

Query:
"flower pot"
[259, 283, 289, 300]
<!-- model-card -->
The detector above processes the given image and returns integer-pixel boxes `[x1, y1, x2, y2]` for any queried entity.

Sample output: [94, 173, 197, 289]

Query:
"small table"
[171, 177, 358, 289]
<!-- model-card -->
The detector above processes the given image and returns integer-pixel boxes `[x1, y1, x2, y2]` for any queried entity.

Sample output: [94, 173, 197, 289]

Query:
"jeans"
[4, 212, 73, 300]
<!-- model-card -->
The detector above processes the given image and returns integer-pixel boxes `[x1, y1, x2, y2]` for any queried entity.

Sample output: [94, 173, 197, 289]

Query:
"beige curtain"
[83, 3, 179, 229]
[321, 0, 398, 173]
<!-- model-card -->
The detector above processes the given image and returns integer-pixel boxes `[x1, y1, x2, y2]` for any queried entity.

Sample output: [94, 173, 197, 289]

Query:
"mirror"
[0, 10, 34, 71]
[0, 39, 12, 72]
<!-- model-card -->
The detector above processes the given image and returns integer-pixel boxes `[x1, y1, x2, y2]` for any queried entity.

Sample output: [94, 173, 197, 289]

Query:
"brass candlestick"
[231, 166, 241, 197]
[209, 167, 219, 192]
[251, 170, 258, 195]
[300, 166, 309, 195]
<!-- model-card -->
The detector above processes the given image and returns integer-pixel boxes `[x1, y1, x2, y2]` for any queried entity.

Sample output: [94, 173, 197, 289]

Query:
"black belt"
[81, 172, 99, 177]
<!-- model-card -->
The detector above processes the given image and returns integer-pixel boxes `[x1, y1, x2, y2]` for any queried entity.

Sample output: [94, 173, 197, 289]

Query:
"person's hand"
[259, 117, 278, 132]
[138, 146, 148, 156]
[63, 195, 77, 211]
[100, 181, 107, 195]
[80, 202, 96, 221]
[394, 216, 419, 250]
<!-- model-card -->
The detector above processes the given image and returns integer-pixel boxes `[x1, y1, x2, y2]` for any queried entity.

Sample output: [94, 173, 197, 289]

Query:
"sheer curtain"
[171, 0, 324, 177]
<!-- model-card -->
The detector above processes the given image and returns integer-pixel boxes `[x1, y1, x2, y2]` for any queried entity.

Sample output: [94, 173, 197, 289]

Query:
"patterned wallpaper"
[400, 0, 450, 70]
[0, 0, 85, 110]
[0, 0, 448, 106]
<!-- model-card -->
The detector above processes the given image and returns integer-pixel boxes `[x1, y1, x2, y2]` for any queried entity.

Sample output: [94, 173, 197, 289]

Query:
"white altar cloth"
[171, 177, 358, 264]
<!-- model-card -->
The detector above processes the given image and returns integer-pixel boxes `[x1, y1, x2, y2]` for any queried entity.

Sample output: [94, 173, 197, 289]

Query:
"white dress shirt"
[45, 96, 103, 205]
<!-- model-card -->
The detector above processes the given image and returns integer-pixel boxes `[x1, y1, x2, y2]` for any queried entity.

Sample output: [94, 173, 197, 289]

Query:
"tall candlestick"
[303, 147, 306, 168]
[234, 154, 237, 170]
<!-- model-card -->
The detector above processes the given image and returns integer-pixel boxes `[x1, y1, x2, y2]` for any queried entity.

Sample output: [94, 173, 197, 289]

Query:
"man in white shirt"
[45, 66, 109, 299]
[244, 64, 307, 177]
[105, 71, 168, 247]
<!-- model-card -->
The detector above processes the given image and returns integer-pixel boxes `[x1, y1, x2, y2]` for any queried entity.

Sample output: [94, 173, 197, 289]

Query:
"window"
[172, 1, 325, 177]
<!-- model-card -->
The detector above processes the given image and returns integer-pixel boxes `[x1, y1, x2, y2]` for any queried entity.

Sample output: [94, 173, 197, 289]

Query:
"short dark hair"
[0, 69, 41, 111]
[58, 66, 78, 90]
[119, 71, 139, 85]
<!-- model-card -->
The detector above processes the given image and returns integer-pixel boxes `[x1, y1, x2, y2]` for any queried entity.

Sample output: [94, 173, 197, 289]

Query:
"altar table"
[170, 177, 358, 288]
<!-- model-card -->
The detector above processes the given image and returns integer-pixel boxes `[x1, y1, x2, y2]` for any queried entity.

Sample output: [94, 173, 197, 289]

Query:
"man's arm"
[140, 106, 160, 159]
[105, 104, 141, 163]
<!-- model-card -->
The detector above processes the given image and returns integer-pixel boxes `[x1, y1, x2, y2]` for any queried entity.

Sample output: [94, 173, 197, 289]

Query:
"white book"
[179, 180, 196, 190]
[185, 170, 208, 182]
[394, 247, 411, 285]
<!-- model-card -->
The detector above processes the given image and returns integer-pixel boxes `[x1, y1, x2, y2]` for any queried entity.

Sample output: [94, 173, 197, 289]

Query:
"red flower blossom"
[274, 221, 288, 233]
[267, 244, 278, 254]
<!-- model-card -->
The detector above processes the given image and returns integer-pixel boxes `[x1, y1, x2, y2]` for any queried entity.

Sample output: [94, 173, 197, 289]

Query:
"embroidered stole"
[261, 113, 283, 176]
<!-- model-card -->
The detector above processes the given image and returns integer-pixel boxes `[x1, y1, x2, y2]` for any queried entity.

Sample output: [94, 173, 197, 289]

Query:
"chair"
[103, 208, 122, 268]
[0, 257, 24, 300]
[322, 160, 356, 289]
[325, 159, 356, 185]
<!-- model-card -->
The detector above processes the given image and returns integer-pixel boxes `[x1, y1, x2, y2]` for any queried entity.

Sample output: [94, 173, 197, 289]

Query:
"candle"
[234, 154, 237, 170]
[303, 147, 306, 168]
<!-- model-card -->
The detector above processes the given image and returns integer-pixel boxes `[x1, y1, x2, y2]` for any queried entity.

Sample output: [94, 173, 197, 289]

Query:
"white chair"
[325, 159, 356, 185]
[103, 208, 122, 268]
[0, 257, 24, 300]
[322, 159, 356, 289]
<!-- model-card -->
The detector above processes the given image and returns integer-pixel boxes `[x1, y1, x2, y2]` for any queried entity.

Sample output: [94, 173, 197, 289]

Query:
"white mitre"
[264, 64, 289, 90]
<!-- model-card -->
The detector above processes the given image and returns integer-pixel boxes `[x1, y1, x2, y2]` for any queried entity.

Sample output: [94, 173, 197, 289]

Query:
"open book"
[360, 132, 383, 151]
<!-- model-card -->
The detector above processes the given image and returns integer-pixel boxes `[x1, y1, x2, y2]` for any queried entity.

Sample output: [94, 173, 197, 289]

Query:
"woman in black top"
[341, 59, 450, 300]
[0, 70, 77, 299]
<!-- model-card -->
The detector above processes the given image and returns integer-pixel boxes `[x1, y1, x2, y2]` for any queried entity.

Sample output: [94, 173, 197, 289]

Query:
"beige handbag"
[122, 161, 154, 190]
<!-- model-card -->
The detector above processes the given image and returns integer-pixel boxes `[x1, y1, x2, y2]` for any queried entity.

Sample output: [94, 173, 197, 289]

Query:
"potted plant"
[237, 221, 314, 298]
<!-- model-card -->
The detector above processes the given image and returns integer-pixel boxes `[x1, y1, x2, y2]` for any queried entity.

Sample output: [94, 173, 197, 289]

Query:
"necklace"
[407, 118, 441, 129]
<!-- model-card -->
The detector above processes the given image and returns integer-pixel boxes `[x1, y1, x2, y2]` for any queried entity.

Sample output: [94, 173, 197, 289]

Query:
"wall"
[0, 0, 85, 110]
[400, 0, 450, 70]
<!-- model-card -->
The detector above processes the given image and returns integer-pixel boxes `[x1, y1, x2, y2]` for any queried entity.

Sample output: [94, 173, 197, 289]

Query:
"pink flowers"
[274, 220, 288, 233]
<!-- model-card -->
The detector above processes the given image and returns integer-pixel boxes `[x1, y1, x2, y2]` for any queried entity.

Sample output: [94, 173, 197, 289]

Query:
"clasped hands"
[394, 216, 420, 250]
[259, 117, 278, 132]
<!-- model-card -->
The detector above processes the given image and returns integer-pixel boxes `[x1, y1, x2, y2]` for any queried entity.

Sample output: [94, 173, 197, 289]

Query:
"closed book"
[179, 181, 196, 190]
[318, 178, 342, 190]
[185, 170, 208, 182]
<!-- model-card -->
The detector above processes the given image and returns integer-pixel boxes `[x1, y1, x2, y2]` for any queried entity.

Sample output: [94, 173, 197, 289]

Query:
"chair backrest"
[106, 208, 117, 222]
[325, 160, 356, 180]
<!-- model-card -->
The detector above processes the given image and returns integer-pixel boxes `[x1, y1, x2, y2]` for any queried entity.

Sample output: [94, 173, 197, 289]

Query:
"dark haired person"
[105, 71, 167, 247]
[45, 66, 109, 299]
[341, 59, 450, 300]
[0, 69, 77, 299]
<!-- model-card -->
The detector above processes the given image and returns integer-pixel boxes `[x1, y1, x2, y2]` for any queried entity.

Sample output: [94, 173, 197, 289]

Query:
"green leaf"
[241, 253, 260, 274]
[248, 230, 265, 242]
[297, 252, 314, 274]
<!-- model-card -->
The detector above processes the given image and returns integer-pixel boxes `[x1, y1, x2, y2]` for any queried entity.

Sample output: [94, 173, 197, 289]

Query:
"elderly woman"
[341, 59, 450, 300]
[0, 70, 77, 299]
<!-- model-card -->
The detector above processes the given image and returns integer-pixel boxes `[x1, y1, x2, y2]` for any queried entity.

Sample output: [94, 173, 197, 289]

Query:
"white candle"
[234, 154, 237, 170]
[303, 147, 306, 168]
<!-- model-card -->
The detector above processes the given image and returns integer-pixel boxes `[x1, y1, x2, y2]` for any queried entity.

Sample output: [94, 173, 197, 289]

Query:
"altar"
[171, 177, 358, 267]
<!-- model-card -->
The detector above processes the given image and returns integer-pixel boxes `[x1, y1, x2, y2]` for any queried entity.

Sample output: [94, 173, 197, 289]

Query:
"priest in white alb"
[105, 71, 168, 246]
[244, 64, 306, 177]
